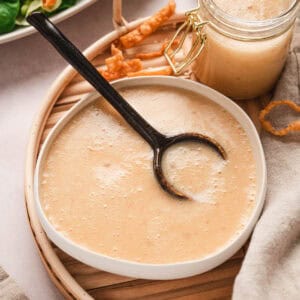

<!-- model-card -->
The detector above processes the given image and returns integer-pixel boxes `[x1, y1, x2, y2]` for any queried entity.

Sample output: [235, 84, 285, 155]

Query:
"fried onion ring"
[259, 100, 300, 136]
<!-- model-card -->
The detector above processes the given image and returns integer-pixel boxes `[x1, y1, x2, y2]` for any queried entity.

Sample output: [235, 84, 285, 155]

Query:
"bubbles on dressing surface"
[93, 163, 129, 187]
[162, 142, 227, 203]
[213, 0, 294, 21]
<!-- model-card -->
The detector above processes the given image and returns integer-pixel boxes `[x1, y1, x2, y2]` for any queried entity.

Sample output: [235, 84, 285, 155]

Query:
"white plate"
[34, 76, 267, 280]
[0, 0, 97, 45]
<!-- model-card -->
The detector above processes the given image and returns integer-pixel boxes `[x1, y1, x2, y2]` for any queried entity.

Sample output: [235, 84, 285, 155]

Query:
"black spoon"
[27, 12, 226, 200]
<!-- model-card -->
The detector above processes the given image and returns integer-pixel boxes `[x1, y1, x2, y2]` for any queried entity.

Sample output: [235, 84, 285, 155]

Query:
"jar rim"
[205, 0, 299, 28]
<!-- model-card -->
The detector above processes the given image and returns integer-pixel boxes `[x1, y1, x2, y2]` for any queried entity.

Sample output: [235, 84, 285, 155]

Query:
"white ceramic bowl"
[34, 76, 267, 280]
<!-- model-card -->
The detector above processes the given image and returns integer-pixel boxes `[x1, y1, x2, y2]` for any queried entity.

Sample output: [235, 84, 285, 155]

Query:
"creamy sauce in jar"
[192, 0, 295, 99]
[214, 0, 292, 21]
[40, 86, 257, 264]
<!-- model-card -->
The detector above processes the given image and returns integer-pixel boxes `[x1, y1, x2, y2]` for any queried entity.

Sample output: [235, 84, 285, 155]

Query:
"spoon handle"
[27, 12, 165, 148]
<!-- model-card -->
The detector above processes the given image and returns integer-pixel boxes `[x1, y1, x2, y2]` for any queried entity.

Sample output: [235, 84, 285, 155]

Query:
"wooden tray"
[24, 1, 263, 299]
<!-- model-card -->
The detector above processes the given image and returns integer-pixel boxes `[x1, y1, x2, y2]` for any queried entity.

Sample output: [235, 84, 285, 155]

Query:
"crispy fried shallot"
[98, 0, 177, 81]
[120, 0, 176, 49]
[100, 44, 142, 81]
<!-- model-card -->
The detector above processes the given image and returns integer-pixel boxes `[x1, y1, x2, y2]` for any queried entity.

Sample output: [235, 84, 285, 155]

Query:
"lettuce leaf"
[0, 0, 20, 33]
[16, 0, 76, 26]
[16, 0, 41, 25]
[55, 0, 75, 11]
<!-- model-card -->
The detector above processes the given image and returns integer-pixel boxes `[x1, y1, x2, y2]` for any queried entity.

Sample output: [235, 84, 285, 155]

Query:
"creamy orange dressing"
[40, 86, 256, 264]
[193, 0, 294, 99]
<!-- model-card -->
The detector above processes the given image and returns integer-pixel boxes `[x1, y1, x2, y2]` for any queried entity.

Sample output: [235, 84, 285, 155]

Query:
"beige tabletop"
[0, 0, 195, 299]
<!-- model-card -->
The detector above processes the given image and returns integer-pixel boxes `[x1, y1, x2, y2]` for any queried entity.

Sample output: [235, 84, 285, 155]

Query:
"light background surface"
[0, 0, 195, 299]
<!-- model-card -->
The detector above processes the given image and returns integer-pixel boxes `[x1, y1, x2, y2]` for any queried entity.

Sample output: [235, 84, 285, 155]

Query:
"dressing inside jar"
[191, 0, 299, 99]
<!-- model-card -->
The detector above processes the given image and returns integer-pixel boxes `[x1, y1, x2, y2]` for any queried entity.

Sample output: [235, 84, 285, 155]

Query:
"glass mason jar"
[191, 0, 299, 99]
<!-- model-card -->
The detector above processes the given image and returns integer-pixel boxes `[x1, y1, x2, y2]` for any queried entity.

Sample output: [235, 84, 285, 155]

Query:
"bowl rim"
[34, 76, 267, 279]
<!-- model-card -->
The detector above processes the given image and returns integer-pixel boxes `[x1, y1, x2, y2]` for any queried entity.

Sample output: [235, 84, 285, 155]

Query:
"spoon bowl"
[154, 132, 227, 199]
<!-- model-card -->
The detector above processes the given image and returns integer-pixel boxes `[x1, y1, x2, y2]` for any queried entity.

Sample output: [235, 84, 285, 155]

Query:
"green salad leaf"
[0, 0, 20, 33]
[55, 0, 75, 12]
[16, 0, 41, 25]
[1, 0, 77, 34]
[20, 0, 32, 16]
[16, 0, 73, 26]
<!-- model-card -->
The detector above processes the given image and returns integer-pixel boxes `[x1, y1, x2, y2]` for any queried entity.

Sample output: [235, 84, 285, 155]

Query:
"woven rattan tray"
[24, 1, 264, 298]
